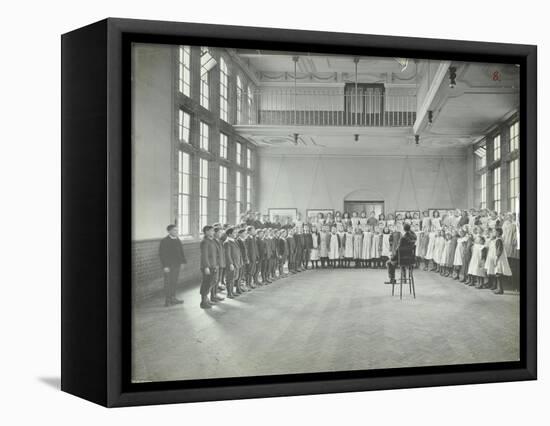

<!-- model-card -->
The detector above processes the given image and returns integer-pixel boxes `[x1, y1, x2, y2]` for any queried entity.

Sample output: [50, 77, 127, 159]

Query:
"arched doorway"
[343, 188, 385, 216]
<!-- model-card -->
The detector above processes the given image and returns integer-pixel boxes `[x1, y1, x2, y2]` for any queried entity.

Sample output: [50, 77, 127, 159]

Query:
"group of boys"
[197, 222, 314, 309]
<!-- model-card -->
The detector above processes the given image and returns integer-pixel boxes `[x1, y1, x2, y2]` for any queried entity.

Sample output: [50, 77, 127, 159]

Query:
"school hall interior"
[131, 43, 520, 382]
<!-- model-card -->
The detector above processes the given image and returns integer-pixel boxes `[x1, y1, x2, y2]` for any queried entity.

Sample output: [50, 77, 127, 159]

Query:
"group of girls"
[301, 208, 519, 295]
[417, 210, 518, 295]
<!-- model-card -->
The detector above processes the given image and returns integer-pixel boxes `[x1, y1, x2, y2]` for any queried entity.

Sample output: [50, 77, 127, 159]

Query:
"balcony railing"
[238, 89, 416, 127]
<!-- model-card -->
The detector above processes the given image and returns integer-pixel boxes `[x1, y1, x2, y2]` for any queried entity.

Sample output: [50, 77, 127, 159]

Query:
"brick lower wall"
[132, 239, 202, 302]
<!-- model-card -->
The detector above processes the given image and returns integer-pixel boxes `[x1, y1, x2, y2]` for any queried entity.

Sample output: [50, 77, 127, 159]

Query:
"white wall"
[257, 153, 470, 215]
[131, 44, 174, 240]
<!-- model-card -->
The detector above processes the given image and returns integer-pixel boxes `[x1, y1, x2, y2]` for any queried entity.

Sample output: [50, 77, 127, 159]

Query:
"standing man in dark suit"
[199, 225, 219, 309]
[245, 226, 259, 289]
[159, 224, 187, 307]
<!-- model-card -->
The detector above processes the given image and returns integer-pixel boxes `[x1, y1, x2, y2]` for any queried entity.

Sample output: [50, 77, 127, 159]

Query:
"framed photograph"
[306, 209, 334, 222]
[268, 208, 298, 224]
[61, 18, 537, 407]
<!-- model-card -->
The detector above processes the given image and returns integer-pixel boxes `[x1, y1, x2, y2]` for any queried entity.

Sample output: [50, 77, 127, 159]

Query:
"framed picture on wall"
[306, 209, 334, 222]
[62, 18, 536, 407]
[268, 208, 298, 225]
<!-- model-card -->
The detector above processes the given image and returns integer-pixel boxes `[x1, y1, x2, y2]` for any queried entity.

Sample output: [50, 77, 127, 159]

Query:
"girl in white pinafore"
[468, 236, 487, 287]
[328, 227, 340, 268]
[344, 226, 355, 267]
[439, 233, 451, 276]
[485, 228, 512, 294]
[362, 228, 373, 267]
[452, 231, 467, 279]
[424, 226, 437, 270]
[433, 230, 446, 272]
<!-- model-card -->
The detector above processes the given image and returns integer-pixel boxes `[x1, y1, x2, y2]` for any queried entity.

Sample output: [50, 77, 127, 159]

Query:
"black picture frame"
[61, 17, 537, 407]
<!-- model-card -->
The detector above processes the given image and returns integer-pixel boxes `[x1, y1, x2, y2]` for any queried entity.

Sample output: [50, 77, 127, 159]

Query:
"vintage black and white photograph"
[131, 43, 521, 384]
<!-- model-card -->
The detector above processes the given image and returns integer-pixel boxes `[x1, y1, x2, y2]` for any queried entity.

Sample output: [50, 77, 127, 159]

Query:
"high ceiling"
[232, 49, 520, 153]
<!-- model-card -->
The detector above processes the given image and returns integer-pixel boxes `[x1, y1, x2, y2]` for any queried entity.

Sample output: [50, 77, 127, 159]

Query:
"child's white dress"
[310, 233, 320, 261]
[362, 231, 372, 259]
[468, 243, 486, 277]
[328, 233, 339, 260]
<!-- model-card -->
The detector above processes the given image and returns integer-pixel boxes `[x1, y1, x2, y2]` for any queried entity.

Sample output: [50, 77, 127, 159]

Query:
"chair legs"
[396, 266, 415, 300]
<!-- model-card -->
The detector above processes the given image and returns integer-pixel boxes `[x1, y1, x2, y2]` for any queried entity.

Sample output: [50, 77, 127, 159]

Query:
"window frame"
[199, 121, 209, 151]
[219, 57, 229, 122]
[178, 45, 191, 97]
[177, 150, 191, 237]
[199, 158, 209, 232]
[493, 166, 501, 213]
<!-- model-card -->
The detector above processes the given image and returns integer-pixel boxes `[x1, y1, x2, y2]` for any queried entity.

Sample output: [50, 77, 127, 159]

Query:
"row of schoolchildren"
[416, 215, 518, 295]
[198, 224, 322, 309]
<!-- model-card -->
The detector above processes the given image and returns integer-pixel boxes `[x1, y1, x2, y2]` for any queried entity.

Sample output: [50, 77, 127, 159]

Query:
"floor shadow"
[38, 376, 61, 389]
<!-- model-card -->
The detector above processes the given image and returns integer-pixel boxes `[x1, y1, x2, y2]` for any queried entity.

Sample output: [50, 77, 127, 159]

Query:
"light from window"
[236, 75, 243, 123]
[219, 165, 228, 224]
[177, 151, 191, 236]
[246, 147, 252, 169]
[199, 159, 209, 232]
[236, 171, 242, 223]
[494, 134, 501, 161]
[247, 85, 254, 124]
[220, 57, 229, 122]
[510, 122, 519, 152]
[200, 121, 209, 151]
[178, 110, 191, 144]
[246, 175, 252, 212]
[178, 46, 191, 97]
[480, 172, 487, 209]
[220, 132, 228, 159]
[493, 166, 501, 213]
[200, 47, 213, 110]
[236, 142, 242, 165]
[509, 158, 519, 213]
[474, 144, 486, 170]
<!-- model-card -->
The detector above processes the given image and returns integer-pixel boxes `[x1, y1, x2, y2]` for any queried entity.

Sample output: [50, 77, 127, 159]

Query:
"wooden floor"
[132, 268, 520, 383]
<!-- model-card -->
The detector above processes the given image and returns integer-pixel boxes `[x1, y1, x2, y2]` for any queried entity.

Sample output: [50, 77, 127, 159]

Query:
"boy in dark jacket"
[199, 225, 219, 309]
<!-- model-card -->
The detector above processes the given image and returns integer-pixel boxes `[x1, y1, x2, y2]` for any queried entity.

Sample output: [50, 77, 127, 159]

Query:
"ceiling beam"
[413, 61, 451, 135]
